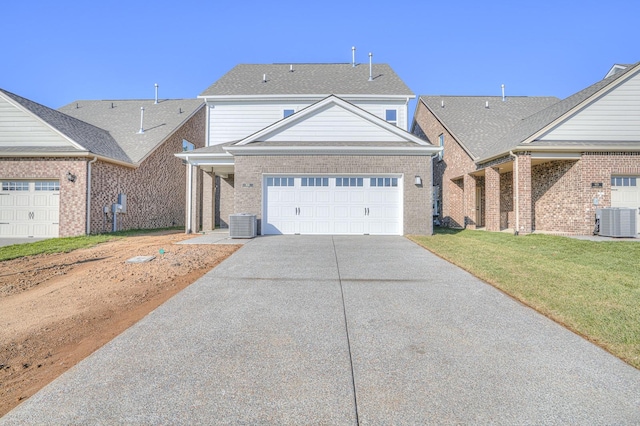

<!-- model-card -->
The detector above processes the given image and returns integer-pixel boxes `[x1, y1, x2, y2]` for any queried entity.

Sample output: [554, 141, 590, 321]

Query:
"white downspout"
[186, 156, 193, 234]
[86, 157, 98, 235]
[509, 151, 519, 234]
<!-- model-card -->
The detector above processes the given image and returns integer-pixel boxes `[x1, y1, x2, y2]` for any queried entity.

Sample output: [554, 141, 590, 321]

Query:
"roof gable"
[419, 95, 559, 159]
[200, 63, 414, 98]
[237, 96, 428, 146]
[59, 99, 203, 164]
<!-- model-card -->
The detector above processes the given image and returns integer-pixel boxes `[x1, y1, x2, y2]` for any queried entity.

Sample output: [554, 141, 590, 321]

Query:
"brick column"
[485, 167, 501, 231]
[202, 171, 215, 231]
[463, 174, 477, 229]
[515, 154, 532, 234]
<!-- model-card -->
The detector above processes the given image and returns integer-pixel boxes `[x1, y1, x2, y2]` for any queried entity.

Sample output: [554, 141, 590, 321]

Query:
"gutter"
[86, 156, 98, 235]
[223, 145, 442, 156]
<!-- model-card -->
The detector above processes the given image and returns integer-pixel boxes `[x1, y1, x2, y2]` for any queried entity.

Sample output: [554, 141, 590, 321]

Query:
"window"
[283, 109, 295, 118]
[182, 139, 195, 152]
[336, 177, 363, 187]
[370, 177, 398, 187]
[438, 134, 444, 160]
[385, 109, 397, 126]
[35, 181, 60, 191]
[2, 181, 29, 191]
[301, 177, 328, 187]
[611, 177, 637, 187]
[266, 177, 294, 187]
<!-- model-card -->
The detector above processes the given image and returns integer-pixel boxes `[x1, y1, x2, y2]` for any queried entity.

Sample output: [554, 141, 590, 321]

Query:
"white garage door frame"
[262, 174, 403, 236]
[0, 180, 60, 238]
[611, 175, 640, 234]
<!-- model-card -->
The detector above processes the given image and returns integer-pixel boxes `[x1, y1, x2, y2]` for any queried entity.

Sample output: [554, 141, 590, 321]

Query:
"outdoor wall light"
[66, 172, 76, 183]
[414, 175, 422, 185]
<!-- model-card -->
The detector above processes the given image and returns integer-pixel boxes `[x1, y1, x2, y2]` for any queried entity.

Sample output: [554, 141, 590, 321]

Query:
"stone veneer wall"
[232, 155, 433, 235]
[89, 107, 206, 233]
[0, 157, 88, 237]
[413, 102, 476, 229]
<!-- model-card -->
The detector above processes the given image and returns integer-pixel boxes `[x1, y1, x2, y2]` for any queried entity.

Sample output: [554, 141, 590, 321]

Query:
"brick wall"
[89, 106, 206, 233]
[0, 157, 88, 236]
[233, 155, 432, 235]
[218, 175, 235, 228]
[500, 171, 514, 229]
[413, 102, 476, 229]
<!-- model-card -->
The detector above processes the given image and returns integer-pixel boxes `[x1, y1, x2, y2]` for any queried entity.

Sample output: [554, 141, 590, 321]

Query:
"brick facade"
[413, 102, 477, 229]
[232, 155, 433, 235]
[0, 157, 88, 237]
[89, 106, 206, 234]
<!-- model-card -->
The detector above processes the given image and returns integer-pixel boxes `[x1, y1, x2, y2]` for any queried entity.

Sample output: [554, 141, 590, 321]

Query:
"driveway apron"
[2, 236, 640, 424]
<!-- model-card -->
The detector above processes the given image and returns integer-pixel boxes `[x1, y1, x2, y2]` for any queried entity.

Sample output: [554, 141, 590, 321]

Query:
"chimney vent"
[154, 83, 159, 104]
[368, 52, 373, 81]
[485, 101, 489, 109]
[501, 84, 505, 101]
[138, 107, 145, 134]
[352, 46, 356, 67]
[441, 100, 444, 108]
[290, 64, 293, 72]
[263, 73, 267, 83]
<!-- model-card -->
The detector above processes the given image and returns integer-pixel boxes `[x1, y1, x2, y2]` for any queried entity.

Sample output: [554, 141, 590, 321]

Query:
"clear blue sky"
[3, 0, 638, 120]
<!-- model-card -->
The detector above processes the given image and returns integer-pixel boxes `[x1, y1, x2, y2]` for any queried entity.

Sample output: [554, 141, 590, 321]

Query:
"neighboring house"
[0, 88, 204, 238]
[412, 62, 640, 235]
[177, 62, 440, 235]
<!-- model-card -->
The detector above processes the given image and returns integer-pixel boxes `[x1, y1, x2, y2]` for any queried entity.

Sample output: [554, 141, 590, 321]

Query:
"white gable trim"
[0, 91, 87, 152]
[521, 63, 640, 145]
[235, 95, 429, 146]
[224, 145, 440, 156]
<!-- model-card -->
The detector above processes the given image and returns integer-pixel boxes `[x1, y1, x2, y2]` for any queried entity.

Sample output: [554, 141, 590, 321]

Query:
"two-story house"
[178, 62, 440, 236]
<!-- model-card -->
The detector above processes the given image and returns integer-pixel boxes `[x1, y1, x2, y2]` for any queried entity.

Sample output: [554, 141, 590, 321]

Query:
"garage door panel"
[611, 176, 639, 234]
[264, 175, 402, 235]
[0, 180, 60, 238]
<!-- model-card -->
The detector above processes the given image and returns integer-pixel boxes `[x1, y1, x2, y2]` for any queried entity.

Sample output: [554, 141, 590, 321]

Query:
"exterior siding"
[261, 104, 406, 142]
[233, 155, 432, 235]
[0, 96, 76, 148]
[0, 157, 87, 237]
[89, 107, 206, 233]
[209, 99, 409, 145]
[540, 71, 640, 141]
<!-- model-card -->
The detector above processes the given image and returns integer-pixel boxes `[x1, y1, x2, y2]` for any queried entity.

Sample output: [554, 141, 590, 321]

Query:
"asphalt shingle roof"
[200, 63, 414, 97]
[59, 99, 203, 163]
[480, 62, 640, 161]
[420, 95, 559, 159]
[0, 89, 130, 163]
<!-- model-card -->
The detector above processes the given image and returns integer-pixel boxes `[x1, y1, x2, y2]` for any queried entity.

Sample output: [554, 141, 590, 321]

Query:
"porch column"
[463, 174, 477, 229]
[485, 167, 501, 231]
[202, 171, 215, 231]
[515, 153, 533, 234]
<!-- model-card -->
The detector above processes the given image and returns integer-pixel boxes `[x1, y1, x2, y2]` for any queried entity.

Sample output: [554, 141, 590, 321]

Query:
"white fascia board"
[236, 96, 431, 146]
[530, 152, 582, 160]
[224, 145, 441, 156]
[0, 150, 138, 168]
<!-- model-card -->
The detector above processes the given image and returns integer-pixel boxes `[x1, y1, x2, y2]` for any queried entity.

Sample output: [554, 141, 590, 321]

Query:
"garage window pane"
[301, 178, 308, 186]
[623, 177, 630, 186]
[35, 181, 60, 191]
[350, 178, 356, 186]
[631, 178, 637, 186]
[2, 181, 29, 191]
[288, 178, 294, 186]
[323, 178, 328, 186]
[392, 178, 398, 187]
[336, 178, 342, 187]
[357, 178, 363, 186]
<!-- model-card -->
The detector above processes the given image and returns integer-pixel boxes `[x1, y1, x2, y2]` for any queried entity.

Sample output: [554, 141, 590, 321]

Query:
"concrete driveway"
[2, 236, 639, 424]
[0, 237, 48, 248]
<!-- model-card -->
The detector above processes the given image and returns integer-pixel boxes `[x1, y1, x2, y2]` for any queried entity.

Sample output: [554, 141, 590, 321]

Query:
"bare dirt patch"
[0, 231, 240, 416]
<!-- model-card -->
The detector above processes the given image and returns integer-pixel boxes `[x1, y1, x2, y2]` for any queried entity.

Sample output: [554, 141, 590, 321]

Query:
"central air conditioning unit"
[597, 208, 637, 238]
[229, 213, 257, 239]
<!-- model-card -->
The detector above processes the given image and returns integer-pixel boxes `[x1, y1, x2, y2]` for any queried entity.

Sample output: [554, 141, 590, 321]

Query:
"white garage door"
[263, 175, 402, 235]
[611, 176, 639, 234]
[0, 180, 60, 238]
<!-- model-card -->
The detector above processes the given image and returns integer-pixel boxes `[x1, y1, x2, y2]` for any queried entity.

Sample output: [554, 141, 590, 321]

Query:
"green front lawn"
[0, 227, 181, 262]
[410, 229, 640, 369]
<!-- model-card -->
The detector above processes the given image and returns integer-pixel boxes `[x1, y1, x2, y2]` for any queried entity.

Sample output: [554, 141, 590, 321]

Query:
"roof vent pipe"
[485, 101, 489, 109]
[138, 107, 145, 134]
[441, 100, 444, 108]
[154, 83, 159, 104]
[263, 73, 267, 83]
[501, 84, 505, 101]
[290, 64, 293, 72]
[352, 46, 356, 67]
[368, 52, 373, 81]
